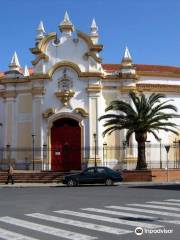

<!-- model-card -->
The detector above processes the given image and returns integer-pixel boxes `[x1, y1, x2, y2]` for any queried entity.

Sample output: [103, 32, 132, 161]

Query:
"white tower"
[121, 47, 136, 76]
[59, 11, 74, 38]
[36, 21, 46, 42]
[90, 18, 99, 44]
[24, 65, 30, 77]
[121, 47, 133, 67]
[8, 52, 21, 72]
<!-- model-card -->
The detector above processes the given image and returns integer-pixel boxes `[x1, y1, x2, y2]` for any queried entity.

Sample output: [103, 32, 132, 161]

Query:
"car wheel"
[105, 178, 113, 186]
[67, 179, 76, 187]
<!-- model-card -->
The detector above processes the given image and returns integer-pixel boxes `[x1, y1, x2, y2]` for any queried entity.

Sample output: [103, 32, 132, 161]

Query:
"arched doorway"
[51, 118, 81, 171]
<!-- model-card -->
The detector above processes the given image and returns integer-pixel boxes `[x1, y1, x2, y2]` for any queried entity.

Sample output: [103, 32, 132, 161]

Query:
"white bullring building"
[0, 12, 180, 171]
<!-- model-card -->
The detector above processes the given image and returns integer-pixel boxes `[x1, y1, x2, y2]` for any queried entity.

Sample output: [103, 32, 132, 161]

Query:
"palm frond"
[147, 130, 161, 141]
[148, 93, 165, 106]
[99, 91, 180, 142]
[126, 129, 134, 143]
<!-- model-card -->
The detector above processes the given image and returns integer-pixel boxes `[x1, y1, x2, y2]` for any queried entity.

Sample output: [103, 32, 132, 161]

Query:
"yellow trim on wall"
[137, 70, 180, 78]
[119, 84, 180, 93]
[136, 84, 180, 93]
[86, 84, 102, 92]
[47, 61, 103, 78]
[84, 52, 102, 63]
[0, 87, 46, 98]
[31, 53, 49, 65]
[74, 108, 88, 117]
[77, 31, 103, 52]
[37, 32, 56, 53]
[42, 108, 56, 118]
[48, 61, 82, 77]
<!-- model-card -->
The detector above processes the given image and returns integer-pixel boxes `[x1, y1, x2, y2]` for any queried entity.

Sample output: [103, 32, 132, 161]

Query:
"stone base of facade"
[123, 169, 180, 182]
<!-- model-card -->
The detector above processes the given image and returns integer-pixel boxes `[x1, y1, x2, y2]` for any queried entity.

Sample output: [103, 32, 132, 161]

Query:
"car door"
[78, 168, 95, 184]
[95, 167, 107, 183]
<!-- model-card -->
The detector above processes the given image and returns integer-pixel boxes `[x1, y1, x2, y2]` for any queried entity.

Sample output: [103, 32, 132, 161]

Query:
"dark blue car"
[63, 166, 123, 186]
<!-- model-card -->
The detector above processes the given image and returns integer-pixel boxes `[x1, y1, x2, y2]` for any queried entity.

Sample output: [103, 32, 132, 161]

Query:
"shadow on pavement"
[129, 184, 180, 191]
[52, 184, 119, 188]
[119, 216, 161, 222]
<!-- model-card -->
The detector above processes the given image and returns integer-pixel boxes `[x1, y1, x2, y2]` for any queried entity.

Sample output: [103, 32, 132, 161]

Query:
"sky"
[0, 0, 180, 71]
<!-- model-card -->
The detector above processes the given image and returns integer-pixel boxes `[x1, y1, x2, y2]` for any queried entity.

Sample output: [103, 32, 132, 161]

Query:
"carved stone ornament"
[42, 108, 55, 118]
[74, 107, 88, 117]
[55, 90, 75, 106]
[55, 68, 74, 106]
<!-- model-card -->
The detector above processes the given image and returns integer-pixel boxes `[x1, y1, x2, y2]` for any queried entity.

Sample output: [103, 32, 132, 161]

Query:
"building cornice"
[136, 83, 180, 93]
[0, 90, 17, 98]
[0, 87, 46, 98]
[29, 73, 50, 80]
[0, 77, 30, 84]
[119, 84, 180, 93]
[86, 84, 102, 92]
[137, 70, 180, 78]
[31, 87, 46, 95]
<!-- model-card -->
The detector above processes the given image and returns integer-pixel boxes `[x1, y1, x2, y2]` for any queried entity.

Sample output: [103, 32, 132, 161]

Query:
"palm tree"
[99, 91, 180, 170]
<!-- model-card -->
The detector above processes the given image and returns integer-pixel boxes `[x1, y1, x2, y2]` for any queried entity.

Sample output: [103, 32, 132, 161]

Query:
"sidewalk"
[1, 181, 180, 188]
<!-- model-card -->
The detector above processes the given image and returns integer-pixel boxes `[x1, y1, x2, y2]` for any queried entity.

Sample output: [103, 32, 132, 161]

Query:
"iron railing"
[0, 143, 180, 171]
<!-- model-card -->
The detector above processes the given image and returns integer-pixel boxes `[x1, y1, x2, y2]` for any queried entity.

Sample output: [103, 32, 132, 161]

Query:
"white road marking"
[0, 216, 97, 240]
[127, 203, 180, 211]
[165, 199, 180, 203]
[0, 227, 39, 240]
[160, 220, 180, 225]
[81, 207, 157, 220]
[148, 201, 180, 207]
[106, 205, 180, 218]
[27, 213, 132, 235]
[55, 210, 163, 229]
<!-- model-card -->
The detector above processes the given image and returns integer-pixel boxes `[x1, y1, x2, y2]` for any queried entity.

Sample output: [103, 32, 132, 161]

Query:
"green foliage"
[99, 91, 180, 169]
[99, 91, 180, 143]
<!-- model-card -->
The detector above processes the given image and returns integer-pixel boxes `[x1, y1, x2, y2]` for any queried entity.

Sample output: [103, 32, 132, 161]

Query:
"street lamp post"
[165, 144, 170, 182]
[178, 140, 180, 168]
[159, 138, 162, 169]
[122, 141, 127, 169]
[32, 134, 36, 171]
[6, 144, 11, 166]
[173, 140, 177, 168]
[93, 133, 97, 167]
[103, 142, 107, 166]
[43, 144, 47, 171]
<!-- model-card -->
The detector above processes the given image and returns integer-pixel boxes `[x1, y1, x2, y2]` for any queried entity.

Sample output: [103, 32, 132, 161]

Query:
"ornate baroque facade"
[0, 12, 180, 170]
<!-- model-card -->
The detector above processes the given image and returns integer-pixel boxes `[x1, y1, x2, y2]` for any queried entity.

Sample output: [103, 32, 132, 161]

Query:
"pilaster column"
[3, 92, 17, 163]
[4, 94, 16, 147]
[87, 84, 103, 165]
[32, 88, 45, 169]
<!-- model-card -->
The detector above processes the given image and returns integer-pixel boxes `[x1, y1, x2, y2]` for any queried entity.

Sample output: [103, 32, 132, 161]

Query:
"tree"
[99, 91, 180, 170]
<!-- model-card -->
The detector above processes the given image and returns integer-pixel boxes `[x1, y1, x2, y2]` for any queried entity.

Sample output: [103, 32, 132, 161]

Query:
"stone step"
[0, 171, 64, 183]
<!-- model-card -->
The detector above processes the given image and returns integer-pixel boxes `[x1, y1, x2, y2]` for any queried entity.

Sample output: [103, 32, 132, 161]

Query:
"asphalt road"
[0, 183, 180, 240]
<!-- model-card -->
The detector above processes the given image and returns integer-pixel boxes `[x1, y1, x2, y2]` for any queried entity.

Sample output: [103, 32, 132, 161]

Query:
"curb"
[1, 181, 180, 188]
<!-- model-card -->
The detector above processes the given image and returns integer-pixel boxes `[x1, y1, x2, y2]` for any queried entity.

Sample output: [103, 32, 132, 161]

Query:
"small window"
[97, 168, 106, 173]
[84, 168, 94, 174]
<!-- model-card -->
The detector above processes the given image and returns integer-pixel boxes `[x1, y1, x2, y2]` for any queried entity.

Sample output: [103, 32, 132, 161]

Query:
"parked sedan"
[63, 166, 123, 186]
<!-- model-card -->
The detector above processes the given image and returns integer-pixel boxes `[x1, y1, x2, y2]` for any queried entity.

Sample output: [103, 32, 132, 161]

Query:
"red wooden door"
[51, 118, 81, 171]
